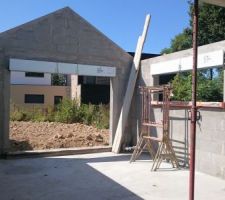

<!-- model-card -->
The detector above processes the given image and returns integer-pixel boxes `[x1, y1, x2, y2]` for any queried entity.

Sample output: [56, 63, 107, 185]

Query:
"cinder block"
[222, 143, 225, 155]
[221, 167, 225, 179]
[197, 139, 223, 154]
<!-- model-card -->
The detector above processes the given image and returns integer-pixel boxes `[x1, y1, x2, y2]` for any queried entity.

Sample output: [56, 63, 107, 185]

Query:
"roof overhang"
[200, 0, 225, 7]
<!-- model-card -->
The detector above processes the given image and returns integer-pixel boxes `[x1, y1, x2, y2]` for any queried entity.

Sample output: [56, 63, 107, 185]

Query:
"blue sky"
[0, 0, 190, 54]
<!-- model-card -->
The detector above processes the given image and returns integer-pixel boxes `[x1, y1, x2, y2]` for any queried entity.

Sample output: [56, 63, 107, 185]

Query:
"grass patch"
[10, 99, 109, 129]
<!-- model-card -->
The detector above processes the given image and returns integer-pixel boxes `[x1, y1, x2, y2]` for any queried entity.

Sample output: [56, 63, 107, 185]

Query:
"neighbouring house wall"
[11, 85, 71, 107]
[10, 71, 51, 85]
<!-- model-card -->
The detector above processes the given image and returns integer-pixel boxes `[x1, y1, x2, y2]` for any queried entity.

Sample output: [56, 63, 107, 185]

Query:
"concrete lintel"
[201, 0, 225, 7]
[9, 58, 116, 77]
[144, 40, 225, 67]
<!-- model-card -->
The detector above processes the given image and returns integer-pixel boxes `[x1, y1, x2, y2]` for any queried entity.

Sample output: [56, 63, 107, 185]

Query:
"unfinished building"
[0, 4, 225, 182]
[0, 7, 135, 153]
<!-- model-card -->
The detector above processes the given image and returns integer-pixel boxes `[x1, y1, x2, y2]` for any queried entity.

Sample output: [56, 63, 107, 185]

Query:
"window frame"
[24, 94, 45, 104]
[25, 72, 45, 78]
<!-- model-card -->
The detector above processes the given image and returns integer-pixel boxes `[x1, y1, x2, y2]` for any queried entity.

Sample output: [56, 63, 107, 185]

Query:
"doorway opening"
[9, 59, 114, 152]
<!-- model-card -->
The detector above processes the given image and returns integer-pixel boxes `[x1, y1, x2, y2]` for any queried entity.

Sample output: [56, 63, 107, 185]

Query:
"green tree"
[172, 71, 223, 102]
[161, 28, 192, 54]
[195, 3, 225, 46]
[162, 2, 225, 54]
[52, 74, 67, 86]
[162, 2, 225, 101]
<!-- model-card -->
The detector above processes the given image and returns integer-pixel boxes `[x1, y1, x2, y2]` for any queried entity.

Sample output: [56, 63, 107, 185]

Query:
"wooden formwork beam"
[112, 14, 151, 153]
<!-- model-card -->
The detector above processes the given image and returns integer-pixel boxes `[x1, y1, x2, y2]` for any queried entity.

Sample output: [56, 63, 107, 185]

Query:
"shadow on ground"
[0, 154, 144, 200]
[9, 139, 33, 151]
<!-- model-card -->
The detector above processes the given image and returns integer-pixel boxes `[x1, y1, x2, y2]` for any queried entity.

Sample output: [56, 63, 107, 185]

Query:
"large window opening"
[9, 71, 111, 152]
[79, 76, 110, 104]
[157, 67, 224, 102]
[171, 68, 223, 102]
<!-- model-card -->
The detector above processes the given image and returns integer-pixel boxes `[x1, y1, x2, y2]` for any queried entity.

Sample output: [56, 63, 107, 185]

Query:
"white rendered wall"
[10, 71, 51, 85]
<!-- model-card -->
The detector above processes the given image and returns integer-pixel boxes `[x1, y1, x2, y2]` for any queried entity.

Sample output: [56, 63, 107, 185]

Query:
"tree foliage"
[171, 70, 223, 102]
[52, 74, 67, 86]
[161, 28, 192, 54]
[162, 2, 225, 54]
[162, 2, 225, 101]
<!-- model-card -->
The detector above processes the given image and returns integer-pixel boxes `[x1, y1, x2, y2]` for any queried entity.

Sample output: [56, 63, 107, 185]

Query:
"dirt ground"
[10, 121, 109, 152]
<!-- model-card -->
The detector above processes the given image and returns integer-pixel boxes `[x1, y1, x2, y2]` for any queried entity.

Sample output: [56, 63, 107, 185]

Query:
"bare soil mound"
[10, 121, 109, 151]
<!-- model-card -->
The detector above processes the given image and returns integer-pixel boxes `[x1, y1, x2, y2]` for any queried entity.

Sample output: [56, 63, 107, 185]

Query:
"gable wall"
[0, 8, 134, 153]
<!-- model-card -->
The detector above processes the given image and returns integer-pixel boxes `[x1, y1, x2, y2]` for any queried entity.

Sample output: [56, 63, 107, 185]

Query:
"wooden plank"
[142, 122, 163, 128]
[112, 15, 151, 153]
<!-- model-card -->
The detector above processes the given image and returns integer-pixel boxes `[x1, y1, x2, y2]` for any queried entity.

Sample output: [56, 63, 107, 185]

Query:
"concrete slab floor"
[0, 152, 225, 200]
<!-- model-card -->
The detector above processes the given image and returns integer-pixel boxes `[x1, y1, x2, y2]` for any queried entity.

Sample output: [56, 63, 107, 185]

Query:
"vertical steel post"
[189, 0, 198, 200]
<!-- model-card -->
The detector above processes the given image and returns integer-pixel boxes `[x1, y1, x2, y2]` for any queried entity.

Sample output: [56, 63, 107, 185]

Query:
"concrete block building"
[132, 40, 225, 179]
[0, 7, 135, 109]
[1, 3, 225, 181]
[0, 7, 158, 152]
[0, 7, 136, 153]
[10, 71, 71, 107]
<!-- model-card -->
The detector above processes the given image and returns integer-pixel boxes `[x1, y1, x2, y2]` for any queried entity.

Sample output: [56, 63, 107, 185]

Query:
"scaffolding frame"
[130, 85, 179, 171]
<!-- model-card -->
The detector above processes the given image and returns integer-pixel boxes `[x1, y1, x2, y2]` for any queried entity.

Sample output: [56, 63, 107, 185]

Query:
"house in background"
[10, 71, 71, 107]
[10, 68, 114, 107]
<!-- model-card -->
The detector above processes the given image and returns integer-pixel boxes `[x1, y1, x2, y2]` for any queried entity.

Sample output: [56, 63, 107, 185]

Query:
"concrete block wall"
[196, 109, 225, 179]
[0, 49, 10, 155]
[0, 7, 134, 153]
[133, 45, 225, 179]
[146, 107, 225, 179]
